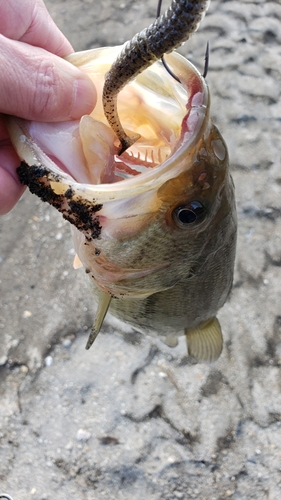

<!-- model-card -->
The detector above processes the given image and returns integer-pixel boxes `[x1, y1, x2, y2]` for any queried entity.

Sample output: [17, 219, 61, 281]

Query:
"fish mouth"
[7, 46, 210, 205]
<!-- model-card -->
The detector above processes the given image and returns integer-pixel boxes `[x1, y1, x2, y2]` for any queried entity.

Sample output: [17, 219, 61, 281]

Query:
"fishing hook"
[158, 0, 209, 80]
[157, 0, 181, 83]
[0, 495, 14, 500]
[203, 41, 209, 78]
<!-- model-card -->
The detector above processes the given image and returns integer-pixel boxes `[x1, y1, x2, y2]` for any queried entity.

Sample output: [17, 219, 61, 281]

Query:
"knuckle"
[31, 59, 60, 118]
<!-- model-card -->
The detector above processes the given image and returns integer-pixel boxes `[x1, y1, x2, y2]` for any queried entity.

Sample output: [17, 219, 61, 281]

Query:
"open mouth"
[16, 52, 189, 186]
[7, 47, 209, 205]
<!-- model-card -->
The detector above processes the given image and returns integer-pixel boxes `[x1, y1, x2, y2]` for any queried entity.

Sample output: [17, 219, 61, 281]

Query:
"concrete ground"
[1, 0, 281, 498]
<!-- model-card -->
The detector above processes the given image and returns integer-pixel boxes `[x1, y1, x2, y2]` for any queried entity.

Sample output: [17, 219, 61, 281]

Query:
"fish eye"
[173, 201, 206, 227]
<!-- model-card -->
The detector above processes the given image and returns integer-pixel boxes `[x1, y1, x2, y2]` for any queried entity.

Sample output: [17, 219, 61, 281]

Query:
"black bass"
[7, 0, 236, 362]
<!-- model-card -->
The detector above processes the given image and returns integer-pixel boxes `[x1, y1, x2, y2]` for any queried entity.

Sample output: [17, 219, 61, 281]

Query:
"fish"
[6, 0, 237, 362]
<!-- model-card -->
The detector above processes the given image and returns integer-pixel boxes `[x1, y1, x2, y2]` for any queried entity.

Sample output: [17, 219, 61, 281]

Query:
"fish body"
[7, 46, 236, 361]
[7, 0, 237, 362]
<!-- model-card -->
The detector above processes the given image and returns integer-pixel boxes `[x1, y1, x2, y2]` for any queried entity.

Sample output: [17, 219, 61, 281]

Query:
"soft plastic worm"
[102, 0, 209, 154]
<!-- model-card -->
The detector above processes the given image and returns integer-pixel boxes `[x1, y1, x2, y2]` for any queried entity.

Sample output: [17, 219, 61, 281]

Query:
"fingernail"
[71, 76, 97, 119]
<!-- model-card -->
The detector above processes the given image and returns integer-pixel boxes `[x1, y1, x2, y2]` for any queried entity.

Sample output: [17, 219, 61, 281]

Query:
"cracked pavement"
[1, 0, 281, 499]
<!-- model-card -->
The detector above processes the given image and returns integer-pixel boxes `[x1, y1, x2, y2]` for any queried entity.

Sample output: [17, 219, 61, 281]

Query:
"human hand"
[0, 0, 97, 215]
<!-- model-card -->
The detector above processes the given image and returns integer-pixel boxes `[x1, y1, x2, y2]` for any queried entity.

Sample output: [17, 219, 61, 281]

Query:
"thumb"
[0, 35, 96, 122]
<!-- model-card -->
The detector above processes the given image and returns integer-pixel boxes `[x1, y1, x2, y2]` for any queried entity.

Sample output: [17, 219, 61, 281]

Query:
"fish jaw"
[7, 47, 234, 307]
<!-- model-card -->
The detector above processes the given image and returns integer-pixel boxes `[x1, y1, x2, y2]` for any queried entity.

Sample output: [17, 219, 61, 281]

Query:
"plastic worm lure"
[102, 0, 210, 154]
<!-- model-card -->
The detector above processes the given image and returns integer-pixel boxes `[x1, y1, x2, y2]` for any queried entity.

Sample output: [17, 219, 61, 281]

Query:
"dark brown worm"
[102, 0, 209, 154]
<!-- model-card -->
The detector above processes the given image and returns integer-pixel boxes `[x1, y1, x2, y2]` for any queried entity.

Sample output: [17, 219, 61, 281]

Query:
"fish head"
[7, 46, 235, 303]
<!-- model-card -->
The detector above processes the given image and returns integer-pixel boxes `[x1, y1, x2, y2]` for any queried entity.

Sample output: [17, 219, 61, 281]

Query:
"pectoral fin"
[185, 317, 223, 363]
[86, 291, 112, 350]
